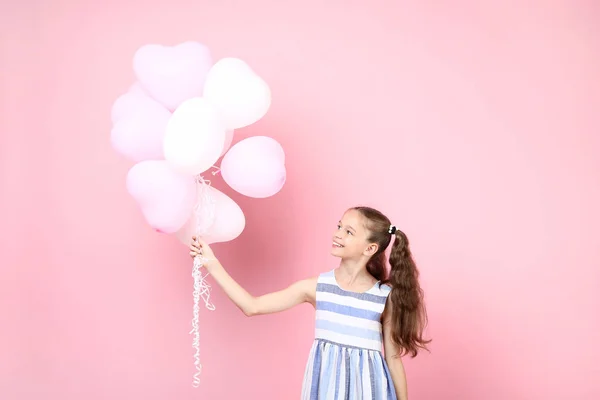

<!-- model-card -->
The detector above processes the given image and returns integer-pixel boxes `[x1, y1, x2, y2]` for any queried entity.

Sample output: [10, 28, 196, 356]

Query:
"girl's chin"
[330, 248, 344, 257]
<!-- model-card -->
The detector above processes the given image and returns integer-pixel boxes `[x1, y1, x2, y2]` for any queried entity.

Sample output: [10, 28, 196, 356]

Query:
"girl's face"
[331, 209, 376, 259]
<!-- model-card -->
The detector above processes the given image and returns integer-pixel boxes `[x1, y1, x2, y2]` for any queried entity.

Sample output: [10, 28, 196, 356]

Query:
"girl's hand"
[189, 236, 219, 269]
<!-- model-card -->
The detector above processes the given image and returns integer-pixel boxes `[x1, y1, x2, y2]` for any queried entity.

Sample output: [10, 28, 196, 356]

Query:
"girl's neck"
[337, 258, 374, 286]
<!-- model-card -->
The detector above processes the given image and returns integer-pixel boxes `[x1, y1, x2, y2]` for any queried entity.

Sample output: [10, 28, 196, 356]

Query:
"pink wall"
[2, 1, 599, 399]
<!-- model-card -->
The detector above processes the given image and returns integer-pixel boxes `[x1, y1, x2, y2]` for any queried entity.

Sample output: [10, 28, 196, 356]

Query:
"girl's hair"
[352, 206, 431, 358]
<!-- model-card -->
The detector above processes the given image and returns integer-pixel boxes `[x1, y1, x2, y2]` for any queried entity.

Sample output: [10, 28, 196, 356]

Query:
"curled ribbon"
[189, 176, 217, 388]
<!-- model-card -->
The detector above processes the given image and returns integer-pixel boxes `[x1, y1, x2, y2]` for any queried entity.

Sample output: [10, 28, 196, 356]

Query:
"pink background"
[1, 1, 599, 399]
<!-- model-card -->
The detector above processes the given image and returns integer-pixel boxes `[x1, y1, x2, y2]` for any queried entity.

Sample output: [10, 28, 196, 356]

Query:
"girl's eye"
[347, 230, 353, 235]
[337, 225, 341, 229]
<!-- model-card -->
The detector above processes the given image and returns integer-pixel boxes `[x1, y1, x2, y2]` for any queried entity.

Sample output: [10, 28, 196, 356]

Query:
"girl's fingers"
[189, 237, 207, 259]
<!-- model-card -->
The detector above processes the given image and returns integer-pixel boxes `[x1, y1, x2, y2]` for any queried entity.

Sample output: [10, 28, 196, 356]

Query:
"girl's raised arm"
[190, 237, 317, 316]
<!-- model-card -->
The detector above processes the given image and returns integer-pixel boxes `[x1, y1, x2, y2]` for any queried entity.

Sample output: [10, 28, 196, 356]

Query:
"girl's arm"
[190, 237, 317, 317]
[382, 297, 409, 400]
[208, 261, 317, 316]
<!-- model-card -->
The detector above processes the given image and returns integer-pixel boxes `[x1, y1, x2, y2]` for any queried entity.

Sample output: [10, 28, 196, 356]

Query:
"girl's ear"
[364, 243, 379, 257]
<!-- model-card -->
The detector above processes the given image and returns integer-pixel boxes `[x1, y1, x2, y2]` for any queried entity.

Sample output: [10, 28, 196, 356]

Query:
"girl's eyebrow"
[339, 221, 356, 232]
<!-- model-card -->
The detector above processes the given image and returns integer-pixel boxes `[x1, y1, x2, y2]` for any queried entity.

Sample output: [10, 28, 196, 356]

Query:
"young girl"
[189, 206, 430, 400]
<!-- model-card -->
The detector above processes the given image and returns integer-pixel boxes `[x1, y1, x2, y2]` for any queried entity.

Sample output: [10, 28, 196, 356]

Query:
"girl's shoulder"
[374, 282, 393, 296]
[316, 268, 336, 281]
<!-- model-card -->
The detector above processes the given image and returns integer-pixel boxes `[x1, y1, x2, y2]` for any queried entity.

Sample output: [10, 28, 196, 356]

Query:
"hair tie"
[388, 225, 397, 235]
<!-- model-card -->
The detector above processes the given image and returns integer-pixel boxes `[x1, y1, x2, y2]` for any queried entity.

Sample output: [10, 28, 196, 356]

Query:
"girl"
[189, 206, 430, 400]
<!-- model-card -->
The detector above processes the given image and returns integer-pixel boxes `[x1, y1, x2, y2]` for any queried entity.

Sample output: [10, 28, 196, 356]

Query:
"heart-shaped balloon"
[111, 90, 145, 125]
[111, 82, 152, 124]
[220, 136, 286, 198]
[163, 97, 227, 175]
[126, 160, 197, 233]
[110, 91, 171, 162]
[133, 41, 213, 111]
[175, 185, 246, 245]
[203, 57, 271, 130]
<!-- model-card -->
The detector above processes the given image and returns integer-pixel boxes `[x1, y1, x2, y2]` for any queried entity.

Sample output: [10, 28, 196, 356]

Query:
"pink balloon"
[111, 90, 145, 124]
[133, 41, 213, 111]
[175, 185, 245, 245]
[110, 92, 171, 162]
[126, 160, 197, 233]
[220, 136, 286, 198]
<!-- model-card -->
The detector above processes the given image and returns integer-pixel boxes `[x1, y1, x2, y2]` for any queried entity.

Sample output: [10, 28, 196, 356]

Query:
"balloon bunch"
[110, 41, 286, 387]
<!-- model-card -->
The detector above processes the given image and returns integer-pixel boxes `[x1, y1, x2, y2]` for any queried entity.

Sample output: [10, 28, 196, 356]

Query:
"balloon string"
[189, 175, 217, 388]
[190, 256, 215, 388]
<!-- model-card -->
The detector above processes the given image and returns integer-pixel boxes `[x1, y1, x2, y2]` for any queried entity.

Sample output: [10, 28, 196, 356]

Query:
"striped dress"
[301, 270, 397, 399]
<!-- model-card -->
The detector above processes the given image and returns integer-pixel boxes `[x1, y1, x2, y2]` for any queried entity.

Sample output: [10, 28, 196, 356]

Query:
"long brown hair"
[352, 206, 431, 358]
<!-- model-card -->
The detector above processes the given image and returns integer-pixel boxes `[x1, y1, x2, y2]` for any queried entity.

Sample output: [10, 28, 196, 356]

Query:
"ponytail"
[350, 205, 431, 358]
[383, 230, 431, 357]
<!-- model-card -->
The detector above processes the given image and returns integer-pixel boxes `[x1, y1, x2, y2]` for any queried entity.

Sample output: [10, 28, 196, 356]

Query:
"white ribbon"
[189, 175, 217, 388]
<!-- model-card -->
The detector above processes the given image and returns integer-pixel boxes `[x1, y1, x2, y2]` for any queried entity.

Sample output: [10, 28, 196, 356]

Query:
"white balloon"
[203, 58, 271, 130]
[220, 136, 286, 198]
[175, 185, 246, 245]
[163, 97, 226, 175]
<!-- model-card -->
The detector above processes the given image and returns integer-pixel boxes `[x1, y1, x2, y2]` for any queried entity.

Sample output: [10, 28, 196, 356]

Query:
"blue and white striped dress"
[301, 270, 397, 399]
